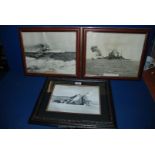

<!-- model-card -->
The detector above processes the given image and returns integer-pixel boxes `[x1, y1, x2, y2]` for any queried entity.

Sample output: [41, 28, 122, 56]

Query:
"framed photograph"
[30, 79, 115, 128]
[20, 27, 81, 77]
[82, 28, 150, 79]
[46, 84, 101, 115]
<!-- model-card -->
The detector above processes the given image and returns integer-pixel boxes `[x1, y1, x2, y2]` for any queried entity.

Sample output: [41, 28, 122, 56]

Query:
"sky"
[51, 84, 100, 103]
[22, 32, 76, 52]
[86, 32, 146, 61]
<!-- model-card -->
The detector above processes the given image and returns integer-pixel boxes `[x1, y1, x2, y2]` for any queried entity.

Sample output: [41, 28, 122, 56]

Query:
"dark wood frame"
[82, 27, 150, 80]
[19, 27, 81, 78]
[151, 37, 155, 59]
[29, 79, 116, 128]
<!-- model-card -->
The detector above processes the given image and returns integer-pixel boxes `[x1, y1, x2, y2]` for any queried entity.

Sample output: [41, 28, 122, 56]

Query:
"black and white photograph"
[84, 29, 148, 78]
[46, 84, 101, 115]
[20, 29, 79, 76]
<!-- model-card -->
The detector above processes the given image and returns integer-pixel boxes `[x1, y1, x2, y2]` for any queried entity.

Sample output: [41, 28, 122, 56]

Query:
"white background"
[0, 0, 155, 155]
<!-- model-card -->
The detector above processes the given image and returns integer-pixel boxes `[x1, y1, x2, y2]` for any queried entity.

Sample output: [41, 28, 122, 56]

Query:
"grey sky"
[22, 32, 76, 52]
[51, 84, 99, 103]
[86, 32, 146, 61]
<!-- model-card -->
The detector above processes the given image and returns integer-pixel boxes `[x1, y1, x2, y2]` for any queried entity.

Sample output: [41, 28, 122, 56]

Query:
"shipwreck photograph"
[84, 30, 147, 78]
[46, 84, 101, 115]
[20, 30, 78, 75]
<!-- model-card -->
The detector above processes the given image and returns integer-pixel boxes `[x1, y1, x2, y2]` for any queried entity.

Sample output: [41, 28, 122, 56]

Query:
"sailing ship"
[53, 93, 91, 106]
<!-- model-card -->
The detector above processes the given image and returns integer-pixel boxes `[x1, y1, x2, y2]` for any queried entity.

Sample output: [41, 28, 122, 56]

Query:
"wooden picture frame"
[151, 36, 155, 59]
[29, 79, 116, 128]
[82, 28, 150, 80]
[20, 27, 81, 78]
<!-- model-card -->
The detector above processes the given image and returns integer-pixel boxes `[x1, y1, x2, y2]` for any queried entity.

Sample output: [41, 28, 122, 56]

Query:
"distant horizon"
[25, 43, 75, 53]
[86, 32, 146, 61]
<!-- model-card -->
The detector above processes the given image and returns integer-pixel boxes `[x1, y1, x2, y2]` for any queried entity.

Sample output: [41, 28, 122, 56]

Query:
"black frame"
[29, 79, 116, 128]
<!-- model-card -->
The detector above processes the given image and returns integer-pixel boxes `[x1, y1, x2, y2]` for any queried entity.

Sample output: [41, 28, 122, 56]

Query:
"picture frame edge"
[29, 79, 116, 128]
[19, 27, 81, 78]
[82, 27, 150, 80]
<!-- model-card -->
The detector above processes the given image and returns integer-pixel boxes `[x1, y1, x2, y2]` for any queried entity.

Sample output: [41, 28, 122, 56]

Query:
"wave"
[26, 57, 76, 74]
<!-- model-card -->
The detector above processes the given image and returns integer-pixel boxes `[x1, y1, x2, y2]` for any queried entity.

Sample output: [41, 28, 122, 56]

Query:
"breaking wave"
[26, 57, 76, 74]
